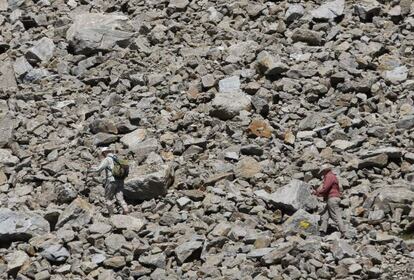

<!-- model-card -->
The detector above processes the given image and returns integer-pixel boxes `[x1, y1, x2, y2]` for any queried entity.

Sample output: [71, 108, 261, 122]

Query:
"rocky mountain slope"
[1, 0, 414, 279]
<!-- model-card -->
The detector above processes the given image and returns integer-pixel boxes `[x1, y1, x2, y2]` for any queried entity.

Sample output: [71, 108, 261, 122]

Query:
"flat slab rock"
[256, 179, 318, 213]
[66, 13, 133, 54]
[0, 208, 50, 242]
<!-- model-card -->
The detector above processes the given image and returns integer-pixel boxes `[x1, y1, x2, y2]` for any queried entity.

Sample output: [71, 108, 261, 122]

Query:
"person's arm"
[316, 175, 335, 197]
[89, 158, 109, 173]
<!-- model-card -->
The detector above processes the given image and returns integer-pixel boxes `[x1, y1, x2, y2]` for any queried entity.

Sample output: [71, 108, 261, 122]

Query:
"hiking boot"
[122, 206, 129, 214]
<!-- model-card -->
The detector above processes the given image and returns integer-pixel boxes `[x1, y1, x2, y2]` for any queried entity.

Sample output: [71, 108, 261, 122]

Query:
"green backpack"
[110, 155, 129, 180]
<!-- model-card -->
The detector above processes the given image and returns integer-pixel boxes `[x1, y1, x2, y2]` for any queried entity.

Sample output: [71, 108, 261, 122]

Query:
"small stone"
[34, 270, 51, 280]
[234, 157, 262, 179]
[175, 240, 203, 264]
[103, 256, 126, 269]
[247, 119, 273, 138]
[177, 197, 191, 208]
[110, 215, 146, 232]
[26, 37, 55, 63]
[285, 4, 305, 22]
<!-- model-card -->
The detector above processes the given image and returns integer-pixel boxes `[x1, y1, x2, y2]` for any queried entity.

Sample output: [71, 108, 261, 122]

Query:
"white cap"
[101, 147, 113, 154]
[319, 163, 332, 174]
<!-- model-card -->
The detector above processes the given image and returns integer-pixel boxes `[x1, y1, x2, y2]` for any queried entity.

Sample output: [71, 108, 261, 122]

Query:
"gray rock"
[56, 183, 77, 204]
[358, 154, 388, 169]
[0, 208, 50, 241]
[396, 115, 414, 129]
[218, 76, 241, 93]
[0, 0, 7, 11]
[110, 215, 146, 232]
[354, 0, 381, 22]
[66, 13, 134, 54]
[240, 144, 263, 156]
[128, 138, 159, 160]
[382, 66, 408, 84]
[234, 157, 262, 179]
[41, 244, 70, 263]
[13, 56, 33, 78]
[261, 242, 296, 265]
[89, 222, 112, 234]
[103, 256, 126, 269]
[331, 240, 356, 260]
[285, 4, 305, 22]
[256, 51, 289, 78]
[104, 234, 127, 252]
[56, 197, 94, 229]
[93, 132, 118, 146]
[0, 114, 14, 148]
[0, 60, 17, 90]
[256, 180, 318, 213]
[5, 251, 29, 273]
[139, 253, 166, 269]
[120, 128, 146, 149]
[210, 92, 251, 120]
[124, 164, 174, 201]
[360, 245, 383, 264]
[291, 28, 323, 45]
[247, 248, 274, 259]
[283, 209, 319, 235]
[168, 0, 189, 10]
[311, 0, 345, 21]
[26, 37, 55, 63]
[175, 240, 203, 264]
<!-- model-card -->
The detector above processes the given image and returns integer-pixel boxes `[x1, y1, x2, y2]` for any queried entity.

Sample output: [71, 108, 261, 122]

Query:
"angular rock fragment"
[283, 209, 319, 235]
[110, 215, 146, 232]
[124, 164, 174, 201]
[354, 0, 381, 22]
[256, 180, 318, 213]
[26, 37, 55, 63]
[0, 60, 17, 90]
[41, 244, 70, 263]
[175, 240, 203, 264]
[311, 0, 345, 21]
[210, 92, 251, 120]
[291, 29, 323, 45]
[285, 4, 305, 22]
[66, 13, 133, 54]
[56, 197, 94, 229]
[0, 208, 50, 241]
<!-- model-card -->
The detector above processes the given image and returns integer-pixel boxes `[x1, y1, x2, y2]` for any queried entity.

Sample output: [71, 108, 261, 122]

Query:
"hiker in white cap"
[313, 164, 346, 236]
[88, 147, 129, 215]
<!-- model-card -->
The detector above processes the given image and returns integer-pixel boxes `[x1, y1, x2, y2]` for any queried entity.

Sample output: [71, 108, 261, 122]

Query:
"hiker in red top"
[313, 164, 346, 236]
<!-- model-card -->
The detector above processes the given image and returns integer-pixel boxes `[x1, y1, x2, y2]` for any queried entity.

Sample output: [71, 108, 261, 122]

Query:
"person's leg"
[320, 203, 329, 234]
[114, 181, 129, 214]
[105, 181, 116, 215]
[328, 197, 346, 234]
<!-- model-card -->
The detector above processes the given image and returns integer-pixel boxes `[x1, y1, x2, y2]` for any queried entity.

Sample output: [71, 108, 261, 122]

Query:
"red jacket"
[316, 171, 341, 199]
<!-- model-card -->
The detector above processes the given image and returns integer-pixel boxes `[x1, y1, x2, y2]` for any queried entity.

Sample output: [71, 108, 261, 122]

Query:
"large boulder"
[311, 0, 345, 21]
[283, 209, 319, 236]
[0, 208, 50, 242]
[56, 197, 94, 229]
[124, 164, 174, 201]
[256, 180, 318, 213]
[370, 187, 414, 214]
[66, 13, 134, 54]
